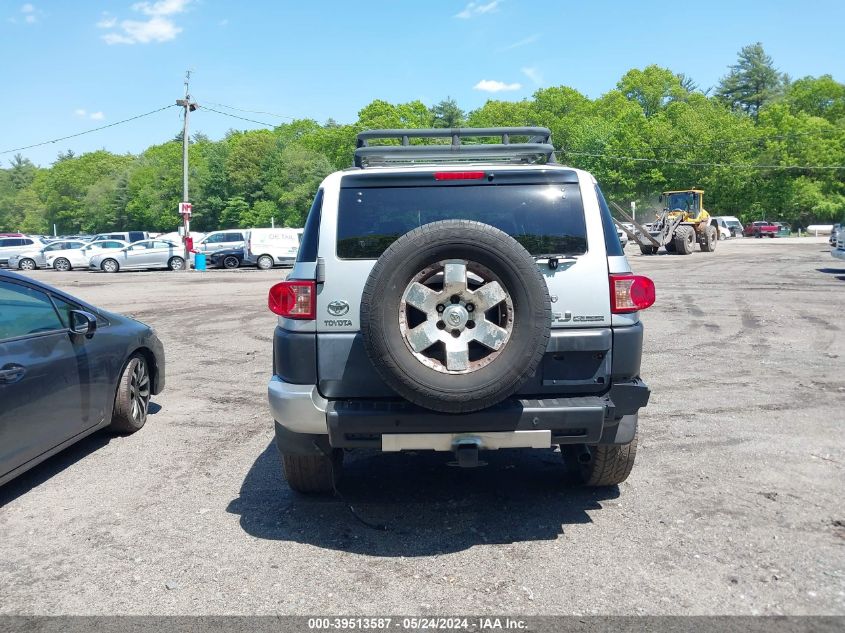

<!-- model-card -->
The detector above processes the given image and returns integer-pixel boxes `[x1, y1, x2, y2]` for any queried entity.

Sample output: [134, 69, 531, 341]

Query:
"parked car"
[89, 240, 185, 272]
[775, 222, 791, 237]
[89, 231, 149, 244]
[208, 247, 250, 269]
[244, 228, 303, 269]
[7, 240, 88, 270]
[0, 236, 48, 267]
[616, 227, 629, 248]
[829, 224, 841, 247]
[832, 225, 845, 261]
[194, 230, 245, 254]
[0, 270, 164, 486]
[45, 240, 128, 271]
[744, 221, 778, 238]
[267, 127, 654, 493]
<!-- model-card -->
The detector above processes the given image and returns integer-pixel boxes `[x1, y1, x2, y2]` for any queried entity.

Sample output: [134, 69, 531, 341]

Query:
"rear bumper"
[268, 376, 649, 449]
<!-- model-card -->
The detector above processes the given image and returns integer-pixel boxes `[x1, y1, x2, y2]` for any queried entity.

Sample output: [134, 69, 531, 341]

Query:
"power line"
[555, 150, 845, 171]
[200, 100, 299, 121]
[0, 105, 177, 156]
[200, 106, 277, 128]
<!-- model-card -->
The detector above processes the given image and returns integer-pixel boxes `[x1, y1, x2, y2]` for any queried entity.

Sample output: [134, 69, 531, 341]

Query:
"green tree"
[219, 196, 250, 227]
[784, 75, 845, 122]
[617, 65, 689, 117]
[431, 97, 465, 128]
[716, 42, 784, 121]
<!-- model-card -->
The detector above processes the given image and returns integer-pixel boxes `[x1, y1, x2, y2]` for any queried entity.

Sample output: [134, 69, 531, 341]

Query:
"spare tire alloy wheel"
[361, 220, 551, 414]
[400, 260, 513, 373]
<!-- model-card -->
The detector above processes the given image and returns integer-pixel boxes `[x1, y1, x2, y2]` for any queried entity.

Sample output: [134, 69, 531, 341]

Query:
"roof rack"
[354, 127, 555, 168]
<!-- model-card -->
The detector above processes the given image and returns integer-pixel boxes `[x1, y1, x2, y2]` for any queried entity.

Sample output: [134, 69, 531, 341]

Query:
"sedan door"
[123, 241, 158, 269]
[0, 279, 85, 480]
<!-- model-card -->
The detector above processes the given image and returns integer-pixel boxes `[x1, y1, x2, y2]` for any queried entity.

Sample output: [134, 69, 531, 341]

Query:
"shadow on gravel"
[0, 400, 162, 506]
[817, 267, 845, 281]
[0, 433, 112, 507]
[226, 442, 619, 556]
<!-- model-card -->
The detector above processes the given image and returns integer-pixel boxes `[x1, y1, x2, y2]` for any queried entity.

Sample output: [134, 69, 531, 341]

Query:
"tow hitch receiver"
[451, 438, 485, 468]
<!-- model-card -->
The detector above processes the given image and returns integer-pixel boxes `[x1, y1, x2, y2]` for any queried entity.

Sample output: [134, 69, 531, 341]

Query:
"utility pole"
[176, 70, 198, 269]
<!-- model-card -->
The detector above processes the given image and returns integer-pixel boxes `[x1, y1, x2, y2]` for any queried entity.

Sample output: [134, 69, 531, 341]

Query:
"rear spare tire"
[361, 220, 551, 414]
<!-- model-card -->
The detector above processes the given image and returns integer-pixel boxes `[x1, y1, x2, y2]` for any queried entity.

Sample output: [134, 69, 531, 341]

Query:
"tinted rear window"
[336, 184, 586, 259]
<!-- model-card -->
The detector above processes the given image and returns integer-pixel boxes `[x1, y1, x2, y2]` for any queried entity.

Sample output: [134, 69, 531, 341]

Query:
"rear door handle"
[0, 364, 27, 384]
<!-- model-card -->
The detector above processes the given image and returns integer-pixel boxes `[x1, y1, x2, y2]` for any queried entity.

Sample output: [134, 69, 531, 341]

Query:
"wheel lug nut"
[451, 330, 460, 338]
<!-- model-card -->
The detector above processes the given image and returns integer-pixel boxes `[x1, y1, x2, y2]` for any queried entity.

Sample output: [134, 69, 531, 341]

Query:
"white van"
[712, 216, 743, 238]
[243, 228, 303, 269]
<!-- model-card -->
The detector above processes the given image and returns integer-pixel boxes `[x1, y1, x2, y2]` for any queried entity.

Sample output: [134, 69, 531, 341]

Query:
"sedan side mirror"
[70, 310, 98, 339]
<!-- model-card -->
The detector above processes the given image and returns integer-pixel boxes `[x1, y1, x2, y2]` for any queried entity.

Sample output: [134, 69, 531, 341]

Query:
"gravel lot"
[1, 238, 843, 615]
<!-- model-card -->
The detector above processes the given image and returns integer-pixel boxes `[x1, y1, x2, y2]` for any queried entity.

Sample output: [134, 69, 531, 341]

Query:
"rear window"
[336, 184, 586, 259]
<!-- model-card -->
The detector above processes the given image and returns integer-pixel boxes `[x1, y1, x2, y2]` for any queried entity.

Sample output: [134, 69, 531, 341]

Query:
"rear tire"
[674, 226, 694, 254]
[257, 254, 274, 270]
[168, 256, 185, 271]
[565, 431, 638, 487]
[110, 355, 151, 434]
[639, 244, 658, 255]
[18, 258, 36, 270]
[281, 451, 342, 494]
[223, 255, 240, 269]
[54, 257, 72, 272]
[700, 225, 717, 252]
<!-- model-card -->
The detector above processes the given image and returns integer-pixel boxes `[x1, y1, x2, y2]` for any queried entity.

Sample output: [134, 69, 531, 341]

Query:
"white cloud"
[73, 109, 106, 120]
[100, 0, 190, 45]
[455, 0, 500, 19]
[473, 79, 522, 93]
[132, 0, 191, 16]
[501, 33, 540, 51]
[14, 3, 41, 24]
[521, 66, 543, 86]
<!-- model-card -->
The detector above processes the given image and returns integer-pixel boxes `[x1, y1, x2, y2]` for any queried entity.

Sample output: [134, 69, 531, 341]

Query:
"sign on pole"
[179, 202, 192, 216]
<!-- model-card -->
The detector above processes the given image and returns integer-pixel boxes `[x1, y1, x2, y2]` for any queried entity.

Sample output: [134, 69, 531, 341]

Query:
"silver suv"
[267, 128, 654, 493]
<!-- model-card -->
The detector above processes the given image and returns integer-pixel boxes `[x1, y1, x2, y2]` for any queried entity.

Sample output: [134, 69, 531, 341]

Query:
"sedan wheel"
[54, 258, 71, 272]
[110, 355, 151, 434]
[102, 259, 119, 273]
[168, 256, 185, 271]
[223, 255, 240, 269]
[18, 258, 36, 271]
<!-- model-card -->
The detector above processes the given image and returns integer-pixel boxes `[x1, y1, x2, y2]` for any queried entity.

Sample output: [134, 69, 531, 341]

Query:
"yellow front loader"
[614, 189, 718, 255]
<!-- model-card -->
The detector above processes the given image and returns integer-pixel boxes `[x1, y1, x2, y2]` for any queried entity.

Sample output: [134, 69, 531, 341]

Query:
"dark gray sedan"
[0, 270, 165, 486]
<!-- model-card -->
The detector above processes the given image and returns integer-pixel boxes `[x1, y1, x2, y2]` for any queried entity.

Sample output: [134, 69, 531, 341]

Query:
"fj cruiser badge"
[327, 300, 350, 316]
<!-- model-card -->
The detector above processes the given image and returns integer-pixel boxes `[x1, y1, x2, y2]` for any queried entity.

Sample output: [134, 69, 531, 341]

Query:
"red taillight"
[268, 280, 316, 319]
[610, 274, 655, 313]
[433, 171, 485, 181]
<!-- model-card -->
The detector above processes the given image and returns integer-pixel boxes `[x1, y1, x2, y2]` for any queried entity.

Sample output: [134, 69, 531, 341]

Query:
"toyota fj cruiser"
[267, 128, 654, 493]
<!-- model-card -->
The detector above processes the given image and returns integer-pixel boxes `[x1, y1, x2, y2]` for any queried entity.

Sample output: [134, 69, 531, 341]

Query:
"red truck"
[743, 221, 779, 238]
